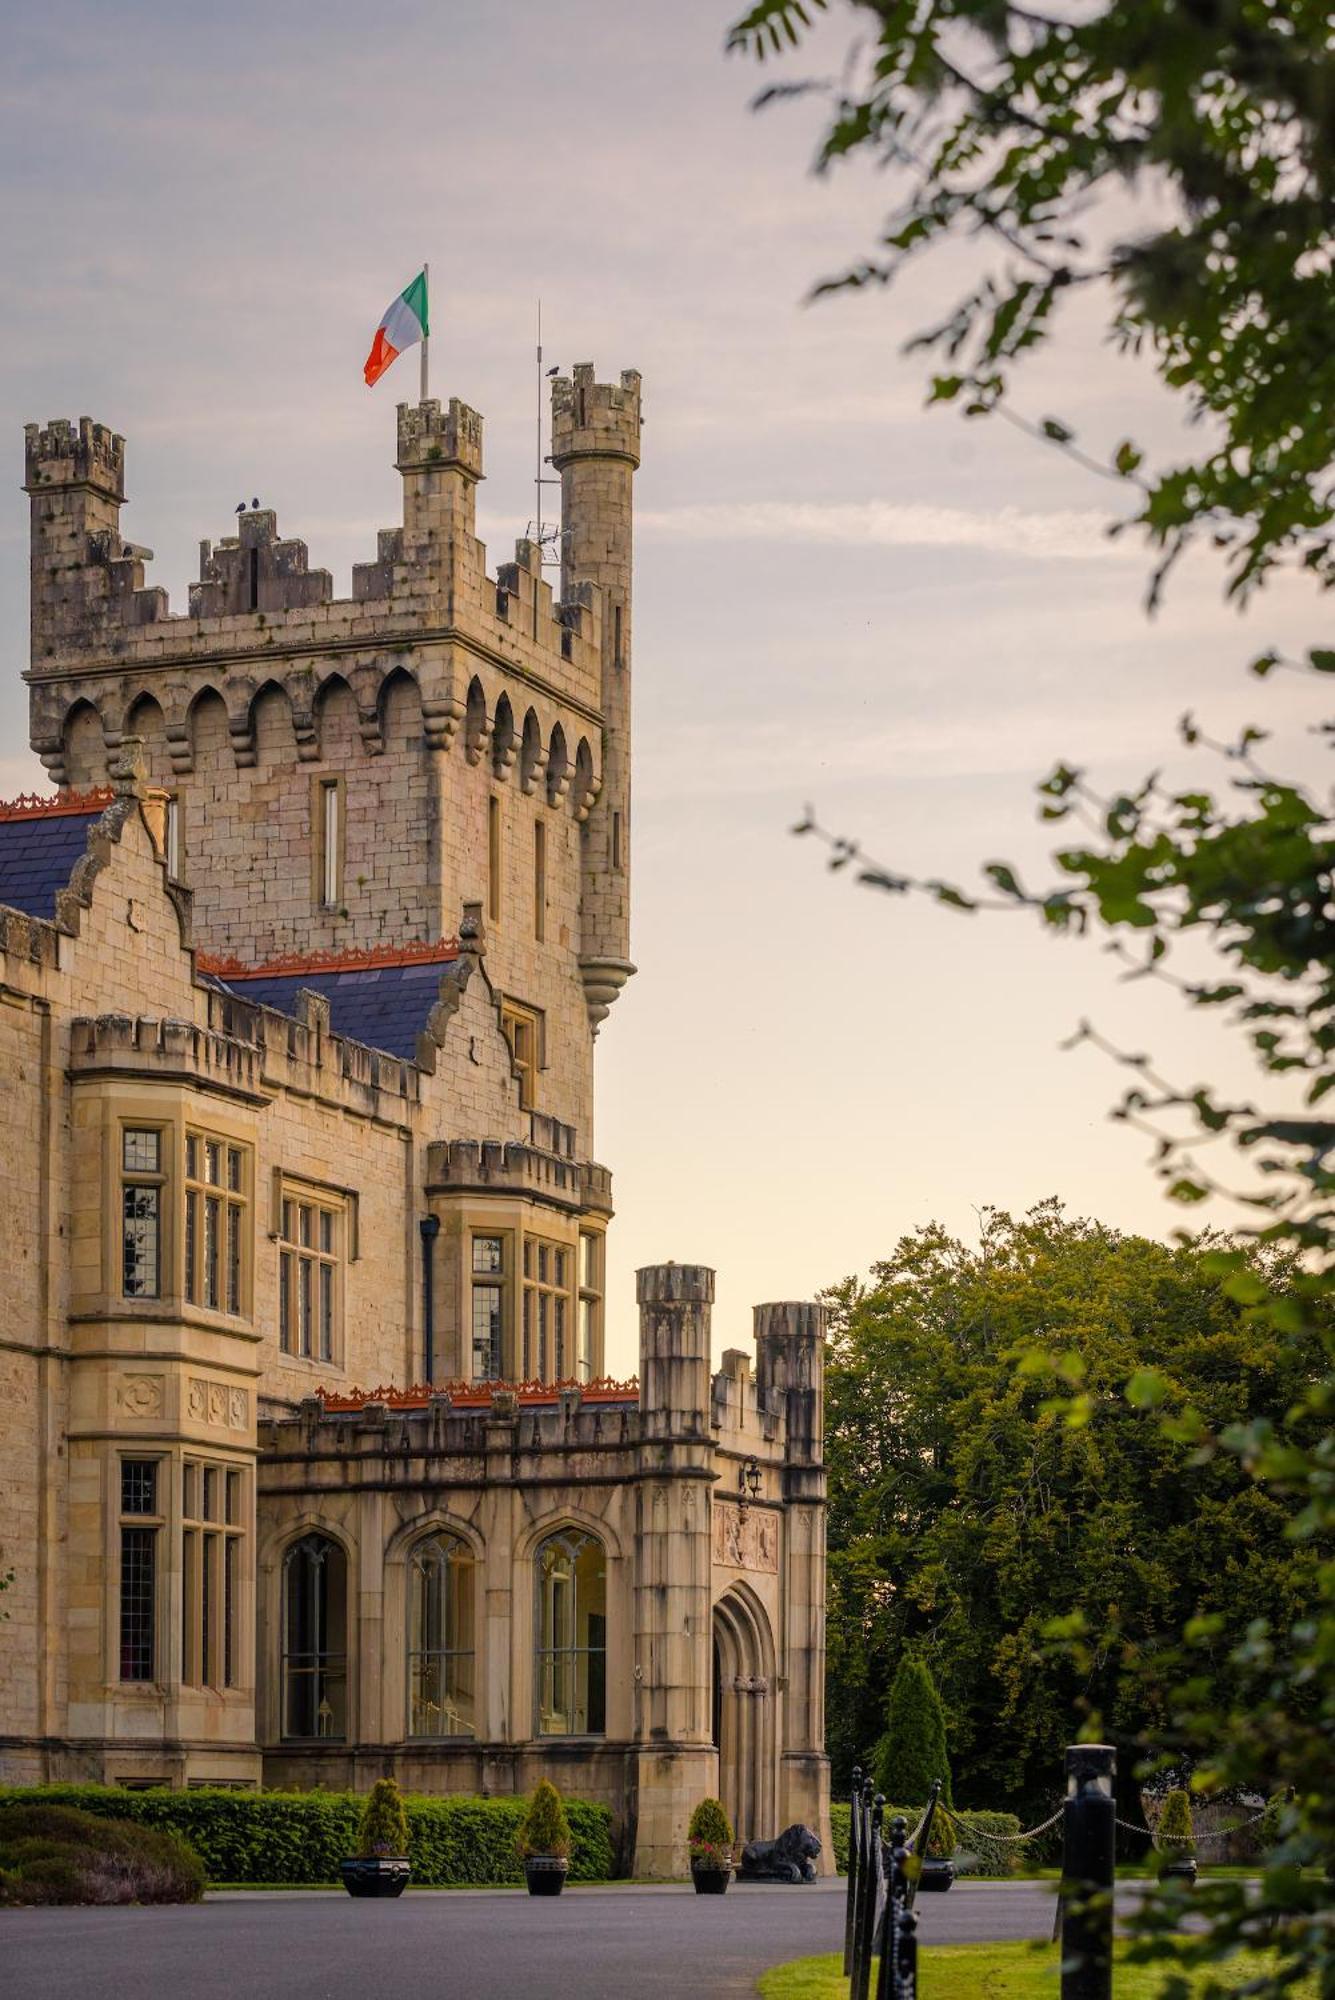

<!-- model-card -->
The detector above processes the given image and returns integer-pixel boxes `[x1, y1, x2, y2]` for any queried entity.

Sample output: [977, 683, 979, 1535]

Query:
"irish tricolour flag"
[364, 269, 429, 388]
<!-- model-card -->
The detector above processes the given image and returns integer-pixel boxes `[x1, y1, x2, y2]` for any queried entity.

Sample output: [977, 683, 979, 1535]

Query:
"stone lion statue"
[737, 1823, 822, 1883]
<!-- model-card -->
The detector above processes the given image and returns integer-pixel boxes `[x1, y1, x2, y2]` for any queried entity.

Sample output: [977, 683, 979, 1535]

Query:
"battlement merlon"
[550, 366, 642, 472]
[24, 418, 126, 503]
[396, 397, 484, 480]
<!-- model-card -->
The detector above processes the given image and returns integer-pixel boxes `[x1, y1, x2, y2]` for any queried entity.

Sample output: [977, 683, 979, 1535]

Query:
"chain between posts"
[1114, 1808, 1268, 1845]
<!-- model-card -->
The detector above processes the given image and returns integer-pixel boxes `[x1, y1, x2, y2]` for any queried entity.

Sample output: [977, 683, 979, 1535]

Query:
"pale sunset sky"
[2, 1, 1326, 1373]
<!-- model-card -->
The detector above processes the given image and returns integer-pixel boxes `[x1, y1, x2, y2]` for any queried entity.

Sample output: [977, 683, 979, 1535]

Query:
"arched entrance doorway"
[712, 1586, 776, 1846]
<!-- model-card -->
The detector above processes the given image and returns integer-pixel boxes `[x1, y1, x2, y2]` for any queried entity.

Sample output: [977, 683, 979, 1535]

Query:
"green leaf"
[1126, 1367, 1169, 1409]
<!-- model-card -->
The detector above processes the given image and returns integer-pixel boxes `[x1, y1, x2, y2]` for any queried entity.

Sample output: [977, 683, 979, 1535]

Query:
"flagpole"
[420, 261, 429, 403]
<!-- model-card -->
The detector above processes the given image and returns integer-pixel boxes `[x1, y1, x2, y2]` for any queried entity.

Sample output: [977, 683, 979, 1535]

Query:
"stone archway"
[712, 1585, 776, 1847]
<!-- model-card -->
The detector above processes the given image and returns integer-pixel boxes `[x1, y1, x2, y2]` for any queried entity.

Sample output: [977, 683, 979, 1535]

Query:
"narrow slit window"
[319, 780, 342, 907]
[612, 810, 623, 872]
[165, 795, 182, 878]
[533, 818, 546, 942]
[488, 796, 502, 925]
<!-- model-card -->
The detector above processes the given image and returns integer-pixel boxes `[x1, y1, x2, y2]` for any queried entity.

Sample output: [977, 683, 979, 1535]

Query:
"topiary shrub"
[873, 1655, 953, 1809]
[1156, 1788, 1195, 1863]
[0, 1802, 204, 1906]
[688, 1797, 734, 1869]
[514, 1779, 572, 1861]
[356, 1778, 408, 1859]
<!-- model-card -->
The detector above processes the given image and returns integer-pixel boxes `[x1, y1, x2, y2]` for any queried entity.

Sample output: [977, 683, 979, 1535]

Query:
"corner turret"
[551, 366, 641, 1031]
[24, 418, 153, 660]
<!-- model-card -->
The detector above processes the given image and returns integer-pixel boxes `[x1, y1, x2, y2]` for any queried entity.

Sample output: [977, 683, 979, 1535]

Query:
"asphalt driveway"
[0, 1877, 1071, 2000]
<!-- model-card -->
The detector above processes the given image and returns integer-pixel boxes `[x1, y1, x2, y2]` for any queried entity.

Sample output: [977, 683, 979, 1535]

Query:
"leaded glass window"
[282, 1533, 347, 1739]
[408, 1533, 476, 1737]
[535, 1528, 606, 1737]
[121, 1128, 164, 1300]
[119, 1458, 161, 1682]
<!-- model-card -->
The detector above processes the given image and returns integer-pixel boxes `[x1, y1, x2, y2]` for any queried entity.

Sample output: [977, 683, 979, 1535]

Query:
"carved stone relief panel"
[117, 1373, 164, 1418]
[711, 1500, 779, 1574]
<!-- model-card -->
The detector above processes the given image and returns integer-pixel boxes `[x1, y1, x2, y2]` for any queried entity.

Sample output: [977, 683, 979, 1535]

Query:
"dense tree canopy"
[824, 1204, 1324, 1823]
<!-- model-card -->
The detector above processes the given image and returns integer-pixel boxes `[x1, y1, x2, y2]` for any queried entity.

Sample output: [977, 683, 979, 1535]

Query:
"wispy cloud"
[638, 499, 1137, 561]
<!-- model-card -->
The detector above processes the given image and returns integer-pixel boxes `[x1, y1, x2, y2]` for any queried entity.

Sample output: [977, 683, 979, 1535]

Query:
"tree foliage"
[728, 1, 1334, 1985]
[728, 0, 1335, 604]
[824, 1205, 1323, 1823]
[873, 1655, 953, 1809]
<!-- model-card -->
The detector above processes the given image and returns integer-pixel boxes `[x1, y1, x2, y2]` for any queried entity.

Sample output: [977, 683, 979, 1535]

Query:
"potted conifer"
[688, 1798, 734, 1894]
[515, 1778, 572, 1896]
[1156, 1788, 1198, 1886]
[341, 1776, 412, 1897]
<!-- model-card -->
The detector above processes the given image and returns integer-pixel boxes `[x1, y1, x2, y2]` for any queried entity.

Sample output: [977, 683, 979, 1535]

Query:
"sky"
[2, 0, 1328, 1375]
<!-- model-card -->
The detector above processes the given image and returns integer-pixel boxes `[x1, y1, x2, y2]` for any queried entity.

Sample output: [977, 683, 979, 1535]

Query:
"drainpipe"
[419, 1216, 440, 1385]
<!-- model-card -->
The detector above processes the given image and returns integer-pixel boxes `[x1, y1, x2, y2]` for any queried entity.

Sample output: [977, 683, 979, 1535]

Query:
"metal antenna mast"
[531, 300, 561, 570]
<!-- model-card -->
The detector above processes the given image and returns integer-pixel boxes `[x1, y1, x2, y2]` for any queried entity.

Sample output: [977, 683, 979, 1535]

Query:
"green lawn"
[759, 1943, 1316, 1998]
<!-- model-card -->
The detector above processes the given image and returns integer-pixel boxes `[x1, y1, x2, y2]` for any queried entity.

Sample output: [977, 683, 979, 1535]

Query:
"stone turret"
[24, 418, 155, 660]
[551, 365, 641, 1032]
[637, 1261, 713, 1438]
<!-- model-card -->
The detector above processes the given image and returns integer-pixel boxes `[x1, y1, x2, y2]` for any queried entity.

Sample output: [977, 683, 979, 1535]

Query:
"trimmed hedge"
[830, 1799, 1022, 1878]
[0, 1786, 616, 1886]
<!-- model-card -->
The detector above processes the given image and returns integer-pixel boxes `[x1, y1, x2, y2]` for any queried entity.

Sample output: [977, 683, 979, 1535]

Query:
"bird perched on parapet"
[547, 365, 559, 377]
[251, 498, 260, 510]
[235, 502, 245, 515]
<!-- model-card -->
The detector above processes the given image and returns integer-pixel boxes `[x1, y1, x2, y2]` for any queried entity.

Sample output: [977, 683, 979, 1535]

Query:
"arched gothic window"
[408, 1532, 477, 1738]
[535, 1528, 606, 1737]
[282, 1533, 347, 1740]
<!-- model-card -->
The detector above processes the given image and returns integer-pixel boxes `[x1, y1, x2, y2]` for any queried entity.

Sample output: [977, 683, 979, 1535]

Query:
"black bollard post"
[853, 1795, 884, 2000]
[850, 1778, 873, 1997]
[1060, 1744, 1116, 2000]
[844, 1766, 863, 1978]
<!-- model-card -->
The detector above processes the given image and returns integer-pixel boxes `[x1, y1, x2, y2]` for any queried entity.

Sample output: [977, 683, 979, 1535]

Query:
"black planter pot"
[691, 1863, 732, 1896]
[918, 1859, 956, 1893]
[524, 1855, 570, 1897]
[1162, 1858, 1198, 1886]
[340, 1857, 411, 1898]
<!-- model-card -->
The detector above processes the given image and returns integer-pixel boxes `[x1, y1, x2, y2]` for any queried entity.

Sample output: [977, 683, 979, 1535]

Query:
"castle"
[0, 370, 831, 1874]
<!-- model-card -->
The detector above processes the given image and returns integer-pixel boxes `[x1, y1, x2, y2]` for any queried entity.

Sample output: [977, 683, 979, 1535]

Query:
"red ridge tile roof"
[198, 936, 460, 979]
[0, 786, 114, 823]
[316, 1377, 639, 1412]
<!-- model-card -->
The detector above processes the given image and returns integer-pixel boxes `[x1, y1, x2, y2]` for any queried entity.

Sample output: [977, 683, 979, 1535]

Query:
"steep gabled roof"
[0, 789, 114, 920]
[199, 938, 462, 1062]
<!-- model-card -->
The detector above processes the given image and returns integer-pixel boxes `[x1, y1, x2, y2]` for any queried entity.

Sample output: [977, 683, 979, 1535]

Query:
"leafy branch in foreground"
[728, 0, 1335, 603]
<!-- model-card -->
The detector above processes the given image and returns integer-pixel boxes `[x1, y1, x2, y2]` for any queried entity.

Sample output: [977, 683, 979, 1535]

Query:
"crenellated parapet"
[24, 417, 125, 501]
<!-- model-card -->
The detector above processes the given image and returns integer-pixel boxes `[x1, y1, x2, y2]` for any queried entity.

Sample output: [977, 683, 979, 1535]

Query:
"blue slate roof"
[0, 809, 103, 921]
[221, 957, 455, 1061]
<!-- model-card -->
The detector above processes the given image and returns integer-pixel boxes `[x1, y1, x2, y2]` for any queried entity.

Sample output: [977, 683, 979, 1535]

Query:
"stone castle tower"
[2, 372, 831, 1872]
[25, 365, 640, 1060]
